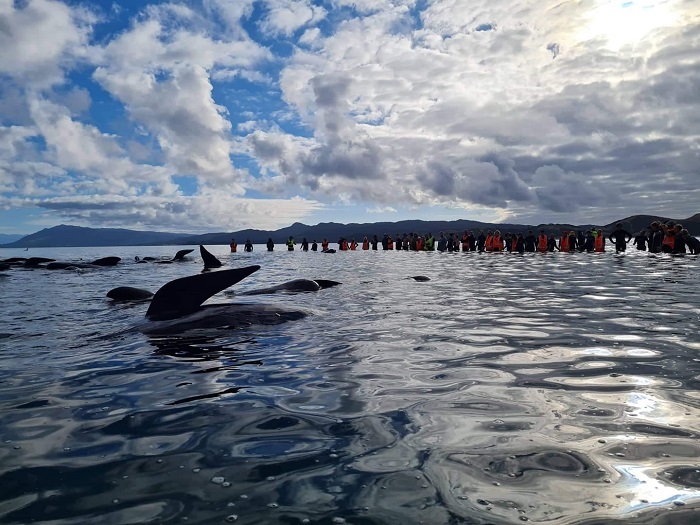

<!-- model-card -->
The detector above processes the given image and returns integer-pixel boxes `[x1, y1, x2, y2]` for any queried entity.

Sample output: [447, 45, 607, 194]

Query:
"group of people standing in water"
[228, 220, 699, 255]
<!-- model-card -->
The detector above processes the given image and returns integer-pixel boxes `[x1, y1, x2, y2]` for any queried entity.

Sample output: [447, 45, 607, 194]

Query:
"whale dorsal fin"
[173, 249, 194, 261]
[146, 266, 260, 320]
[200, 245, 222, 268]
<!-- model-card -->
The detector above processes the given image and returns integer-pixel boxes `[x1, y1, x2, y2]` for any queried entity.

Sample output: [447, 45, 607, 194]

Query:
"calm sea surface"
[1, 246, 699, 525]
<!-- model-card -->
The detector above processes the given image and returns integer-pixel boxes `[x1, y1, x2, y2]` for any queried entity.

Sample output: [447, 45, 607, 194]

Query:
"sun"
[578, 0, 679, 50]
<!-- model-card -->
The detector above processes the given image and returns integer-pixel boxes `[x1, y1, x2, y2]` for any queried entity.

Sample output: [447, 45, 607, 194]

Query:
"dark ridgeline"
[2, 214, 699, 248]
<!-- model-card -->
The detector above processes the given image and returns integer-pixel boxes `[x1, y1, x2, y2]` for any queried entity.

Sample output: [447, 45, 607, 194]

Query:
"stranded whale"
[135, 249, 194, 264]
[107, 266, 340, 334]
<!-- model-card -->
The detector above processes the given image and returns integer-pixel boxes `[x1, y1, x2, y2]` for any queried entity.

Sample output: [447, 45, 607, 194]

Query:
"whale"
[45, 257, 123, 270]
[134, 249, 195, 264]
[107, 286, 154, 301]
[200, 245, 222, 269]
[108, 276, 341, 302]
[107, 266, 339, 334]
[23, 257, 56, 267]
[231, 278, 342, 296]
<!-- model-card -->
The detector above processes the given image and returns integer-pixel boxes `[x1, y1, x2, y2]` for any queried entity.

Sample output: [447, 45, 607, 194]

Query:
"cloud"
[15, 193, 324, 232]
[259, 0, 326, 37]
[0, 0, 94, 88]
[3, 0, 700, 233]
[367, 206, 397, 214]
[91, 9, 271, 182]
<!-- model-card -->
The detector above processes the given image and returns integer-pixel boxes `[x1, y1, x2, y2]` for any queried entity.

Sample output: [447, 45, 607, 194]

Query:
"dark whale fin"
[173, 249, 194, 261]
[146, 266, 260, 320]
[200, 245, 222, 268]
[314, 279, 342, 289]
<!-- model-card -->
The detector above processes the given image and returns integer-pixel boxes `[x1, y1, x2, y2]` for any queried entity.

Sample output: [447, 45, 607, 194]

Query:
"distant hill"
[0, 234, 24, 244]
[0, 224, 187, 248]
[604, 214, 700, 235]
[1, 214, 697, 248]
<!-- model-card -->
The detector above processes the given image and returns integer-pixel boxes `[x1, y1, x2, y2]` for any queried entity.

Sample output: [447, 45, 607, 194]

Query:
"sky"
[0, 0, 698, 234]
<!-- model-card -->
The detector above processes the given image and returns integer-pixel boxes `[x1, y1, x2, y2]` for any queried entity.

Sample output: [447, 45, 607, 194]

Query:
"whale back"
[146, 266, 260, 321]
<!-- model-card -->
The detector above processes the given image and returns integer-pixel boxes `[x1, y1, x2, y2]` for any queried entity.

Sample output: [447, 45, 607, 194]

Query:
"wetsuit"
[382, 236, 388, 250]
[266, 240, 274, 251]
[371, 236, 379, 250]
[608, 228, 632, 252]
[649, 230, 663, 253]
[437, 237, 447, 252]
[524, 234, 536, 253]
[583, 234, 594, 253]
[577, 231, 585, 252]
[547, 238, 557, 252]
[476, 234, 486, 252]
[301, 239, 309, 251]
[685, 236, 700, 254]
[311, 242, 318, 251]
[672, 237, 687, 254]
[515, 237, 525, 254]
[245, 241, 253, 252]
[633, 234, 647, 251]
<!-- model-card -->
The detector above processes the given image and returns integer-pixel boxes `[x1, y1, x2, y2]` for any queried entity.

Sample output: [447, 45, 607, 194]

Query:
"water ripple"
[0, 247, 699, 523]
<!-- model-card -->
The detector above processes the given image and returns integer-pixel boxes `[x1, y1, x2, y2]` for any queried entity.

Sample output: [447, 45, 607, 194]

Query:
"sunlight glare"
[578, 1, 679, 50]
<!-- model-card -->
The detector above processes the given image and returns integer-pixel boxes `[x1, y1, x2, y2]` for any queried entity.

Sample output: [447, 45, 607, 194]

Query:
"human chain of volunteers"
[228, 220, 699, 255]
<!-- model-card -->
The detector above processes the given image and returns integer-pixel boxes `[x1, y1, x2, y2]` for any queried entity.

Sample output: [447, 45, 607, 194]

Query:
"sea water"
[0, 246, 699, 524]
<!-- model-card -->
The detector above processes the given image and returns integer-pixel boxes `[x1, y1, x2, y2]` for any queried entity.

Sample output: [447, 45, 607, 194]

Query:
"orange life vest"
[485, 235, 494, 252]
[230, 243, 237, 253]
[362, 240, 369, 250]
[561, 236, 570, 252]
[594, 235, 605, 252]
[537, 235, 547, 252]
[387, 239, 393, 249]
[511, 238, 517, 251]
[492, 235, 503, 251]
[462, 235, 470, 250]
[416, 238, 424, 251]
[322, 241, 329, 251]
[662, 234, 675, 250]
[350, 241, 357, 250]
[341, 240, 348, 251]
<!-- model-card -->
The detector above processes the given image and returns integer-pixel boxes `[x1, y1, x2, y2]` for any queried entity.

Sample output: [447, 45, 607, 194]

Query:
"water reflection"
[0, 248, 698, 523]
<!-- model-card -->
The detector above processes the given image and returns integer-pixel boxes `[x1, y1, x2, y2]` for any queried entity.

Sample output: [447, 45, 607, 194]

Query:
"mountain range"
[1, 214, 698, 248]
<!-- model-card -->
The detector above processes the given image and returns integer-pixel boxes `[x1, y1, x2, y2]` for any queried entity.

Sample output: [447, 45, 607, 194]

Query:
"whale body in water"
[108, 266, 340, 334]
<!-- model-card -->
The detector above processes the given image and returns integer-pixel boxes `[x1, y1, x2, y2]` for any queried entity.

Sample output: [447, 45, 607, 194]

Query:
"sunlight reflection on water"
[0, 246, 699, 524]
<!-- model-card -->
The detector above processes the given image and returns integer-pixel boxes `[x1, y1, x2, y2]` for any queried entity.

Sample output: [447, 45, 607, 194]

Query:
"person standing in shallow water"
[286, 236, 295, 251]
[245, 239, 253, 252]
[311, 240, 318, 251]
[266, 238, 274, 251]
[230, 238, 237, 253]
[524, 230, 536, 252]
[477, 230, 486, 252]
[608, 223, 632, 253]
[634, 231, 647, 251]
[583, 230, 595, 252]
[301, 238, 309, 251]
